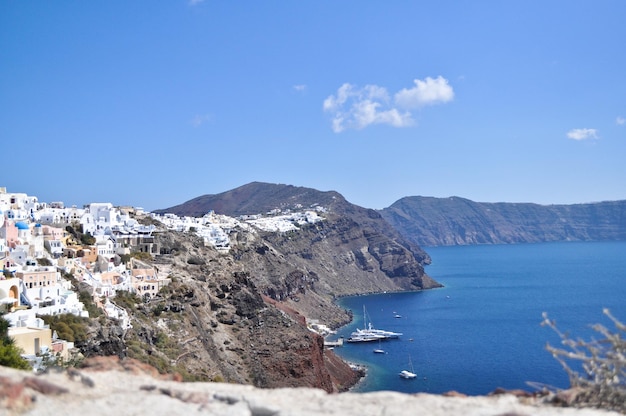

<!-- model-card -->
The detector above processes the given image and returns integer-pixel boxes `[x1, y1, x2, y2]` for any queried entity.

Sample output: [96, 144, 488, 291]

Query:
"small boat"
[394, 314, 402, 318]
[373, 340, 385, 354]
[399, 369, 417, 379]
[399, 355, 417, 379]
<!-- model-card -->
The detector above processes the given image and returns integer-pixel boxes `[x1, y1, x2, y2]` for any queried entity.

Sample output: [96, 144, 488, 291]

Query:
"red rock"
[0, 375, 33, 412]
[24, 377, 69, 395]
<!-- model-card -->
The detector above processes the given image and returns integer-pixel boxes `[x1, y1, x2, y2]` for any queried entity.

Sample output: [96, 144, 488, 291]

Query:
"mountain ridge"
[155, 182, 345, 218]
[380, 195, 626, 246]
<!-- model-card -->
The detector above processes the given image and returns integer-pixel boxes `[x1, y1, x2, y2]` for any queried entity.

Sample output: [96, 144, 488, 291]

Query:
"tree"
[36, 257, 52, 266]
[40, 314, 91, 343]
[80, 232, 96, 246]
[131, 251, 152, 262]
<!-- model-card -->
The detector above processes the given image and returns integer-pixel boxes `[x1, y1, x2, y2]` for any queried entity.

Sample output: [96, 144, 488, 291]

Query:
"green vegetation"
[113, 290, 142, 311]
[40, 314, 90, 343]
[123, 328, 204, 380]
[125, 338, 170, 374]
[119, 251, 154, 264]
[36, 257, 53, 266]
[78, 289, 103, 318]
[151, 303, 166, 317]
[65, 224, 96, 245]
[119, 253, 131, 264]
[60, 271, 103, 318]
[131, 251, 153, 262]
[38, 344, 84, 370]
[0, 316, 31, 370]
[543, 309, 626, 413]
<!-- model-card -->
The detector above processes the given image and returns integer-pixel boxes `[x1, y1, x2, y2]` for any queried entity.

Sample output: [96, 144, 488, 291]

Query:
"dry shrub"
[542, 309, 626, 413]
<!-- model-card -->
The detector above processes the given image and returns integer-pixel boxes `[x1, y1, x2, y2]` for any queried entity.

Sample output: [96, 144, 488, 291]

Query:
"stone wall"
[0, 357, 619, 416]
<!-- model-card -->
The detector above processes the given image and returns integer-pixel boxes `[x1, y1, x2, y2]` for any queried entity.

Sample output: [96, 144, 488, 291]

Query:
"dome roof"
[15, 221, 29, 230]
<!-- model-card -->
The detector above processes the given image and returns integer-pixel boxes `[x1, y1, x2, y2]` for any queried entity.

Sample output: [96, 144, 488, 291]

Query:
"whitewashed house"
[94, 234, 116, 259]
[0, 210, 7, 255]
[44, 240, 64, 258]
[36, 209, 63, 225]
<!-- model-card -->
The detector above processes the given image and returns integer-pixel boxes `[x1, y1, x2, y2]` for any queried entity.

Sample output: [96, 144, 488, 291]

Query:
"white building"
[94, 235, 116, 260]
[0, 209, 7, 255]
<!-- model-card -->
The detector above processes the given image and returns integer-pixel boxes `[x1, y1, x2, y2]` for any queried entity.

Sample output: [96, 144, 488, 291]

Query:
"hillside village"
[0, 186, 325, 371]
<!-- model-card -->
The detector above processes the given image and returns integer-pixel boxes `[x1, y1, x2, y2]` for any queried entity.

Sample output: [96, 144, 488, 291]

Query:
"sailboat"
[373, 339, 385, 354]
[399, 355, 417, 379]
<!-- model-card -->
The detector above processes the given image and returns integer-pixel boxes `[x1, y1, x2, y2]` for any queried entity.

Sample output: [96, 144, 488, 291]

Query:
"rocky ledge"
[0, 357, 620, 416]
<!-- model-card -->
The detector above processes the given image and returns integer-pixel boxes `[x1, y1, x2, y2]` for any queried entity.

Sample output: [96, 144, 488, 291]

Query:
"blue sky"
[2, 1, 625, 211]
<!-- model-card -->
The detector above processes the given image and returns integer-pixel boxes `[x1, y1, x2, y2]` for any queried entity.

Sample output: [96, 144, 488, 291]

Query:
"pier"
[324, 338, 344, 348]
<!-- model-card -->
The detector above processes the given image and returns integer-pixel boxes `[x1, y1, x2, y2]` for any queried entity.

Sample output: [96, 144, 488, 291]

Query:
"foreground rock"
[0, 358, 620, 416]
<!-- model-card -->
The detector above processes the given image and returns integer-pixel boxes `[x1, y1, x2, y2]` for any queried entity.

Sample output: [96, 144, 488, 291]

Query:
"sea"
[330, 241, 626, 395]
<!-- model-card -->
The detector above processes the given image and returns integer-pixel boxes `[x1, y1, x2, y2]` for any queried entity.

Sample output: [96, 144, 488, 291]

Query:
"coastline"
[345, 361, 368, 392]
[326, 289, 423, 392]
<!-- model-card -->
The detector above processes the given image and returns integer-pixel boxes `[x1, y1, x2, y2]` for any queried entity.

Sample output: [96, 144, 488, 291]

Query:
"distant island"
[380, 196, 626, 247]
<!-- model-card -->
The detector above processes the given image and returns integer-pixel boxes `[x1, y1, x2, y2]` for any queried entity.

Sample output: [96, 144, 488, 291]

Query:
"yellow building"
[9, 326, 52, 355]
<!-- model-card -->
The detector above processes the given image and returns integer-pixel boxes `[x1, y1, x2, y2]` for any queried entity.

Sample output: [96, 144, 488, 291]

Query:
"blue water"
[331, 241, 626, 395]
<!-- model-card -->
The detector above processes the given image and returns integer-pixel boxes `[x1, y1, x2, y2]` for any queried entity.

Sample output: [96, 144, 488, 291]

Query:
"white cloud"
[617, 116, 625, 125]
[323, 77, 453, 133]
[293, 84, 307, 92]
[394, 76, 455, 109]
[191, 113, 213, 127]
[566, 128, 599, 141]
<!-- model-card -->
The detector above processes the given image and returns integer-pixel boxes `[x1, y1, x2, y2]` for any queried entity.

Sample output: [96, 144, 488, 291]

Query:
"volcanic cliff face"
[380, 196, 626, 246]
[229, 212, 440, 323]
[77, 183, 440, 392]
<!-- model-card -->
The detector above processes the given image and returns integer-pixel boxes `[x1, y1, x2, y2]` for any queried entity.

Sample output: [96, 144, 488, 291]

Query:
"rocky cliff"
[380, 196, 626, 246]
[74, 183, 440, 392]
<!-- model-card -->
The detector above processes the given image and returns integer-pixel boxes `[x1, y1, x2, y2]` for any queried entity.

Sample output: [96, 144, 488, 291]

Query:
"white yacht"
[348, 306, 403, 341]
